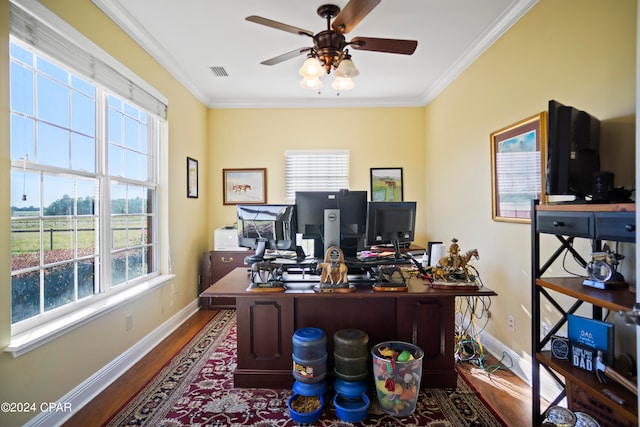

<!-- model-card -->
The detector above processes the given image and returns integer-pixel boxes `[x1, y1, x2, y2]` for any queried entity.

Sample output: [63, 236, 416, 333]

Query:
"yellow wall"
[424, 0, 636, 359]
[0, 1, 209, 424]
[206, 0, 637, 372]
[207, 107, 426, 247]
[0, 0, 636, 424]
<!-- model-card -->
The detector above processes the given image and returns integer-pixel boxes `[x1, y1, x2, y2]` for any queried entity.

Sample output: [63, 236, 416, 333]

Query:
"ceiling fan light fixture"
[247, 1, 417, 95]
[331, 76, 355, 91]
[299, 76, 323, 90]
[334, 56, 359, 78]
[299, 57, 324, 79]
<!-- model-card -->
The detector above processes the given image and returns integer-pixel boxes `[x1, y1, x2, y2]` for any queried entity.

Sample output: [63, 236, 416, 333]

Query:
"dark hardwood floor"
[64, 309, 532, 427]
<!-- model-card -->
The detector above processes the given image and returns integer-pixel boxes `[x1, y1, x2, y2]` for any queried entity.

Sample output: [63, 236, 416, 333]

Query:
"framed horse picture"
[370, 168, 403, 201]
[223, 168, 267, 205]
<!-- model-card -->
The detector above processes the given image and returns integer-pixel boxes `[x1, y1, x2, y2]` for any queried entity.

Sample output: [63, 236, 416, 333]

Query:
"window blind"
[284, 150, 349, 202]
[9, 1, 167, 119]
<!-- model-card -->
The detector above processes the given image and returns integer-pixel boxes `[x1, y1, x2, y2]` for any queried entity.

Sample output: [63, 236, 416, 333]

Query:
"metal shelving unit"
[531, 200, 637, 426]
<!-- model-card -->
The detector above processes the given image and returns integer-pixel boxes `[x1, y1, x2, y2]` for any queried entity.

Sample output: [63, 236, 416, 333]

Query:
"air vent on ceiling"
[210, 66, 229, 77]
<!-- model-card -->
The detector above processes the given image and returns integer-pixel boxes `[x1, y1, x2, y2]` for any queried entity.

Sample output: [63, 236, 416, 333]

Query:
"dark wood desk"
[201, 267, 497, 389]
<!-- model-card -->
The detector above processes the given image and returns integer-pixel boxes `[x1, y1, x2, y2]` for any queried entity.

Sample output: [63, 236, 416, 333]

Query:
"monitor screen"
[365, 201, 417, 255]
[236, 204, 296, 261]
[546, 99, 601, 200]
[295, 190, 367, 258]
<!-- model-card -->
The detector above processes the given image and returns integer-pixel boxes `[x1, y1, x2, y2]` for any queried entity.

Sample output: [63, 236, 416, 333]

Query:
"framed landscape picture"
[370, 168, 403, 201]
[223, 168, 267, 205]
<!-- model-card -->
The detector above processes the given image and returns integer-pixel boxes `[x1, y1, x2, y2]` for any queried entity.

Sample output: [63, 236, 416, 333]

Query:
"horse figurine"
[431, 266, 449, 282]
[319, 246, 348, 286]
[437, 249, 479, 282]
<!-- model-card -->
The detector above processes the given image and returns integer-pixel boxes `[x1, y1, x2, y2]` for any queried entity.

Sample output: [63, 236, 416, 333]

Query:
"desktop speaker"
[592, 171, 614, 202]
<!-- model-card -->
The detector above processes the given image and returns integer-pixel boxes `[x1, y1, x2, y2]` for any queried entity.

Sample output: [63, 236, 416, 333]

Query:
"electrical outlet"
[126, 313, 133, 331]
[508, 315, 515, 332]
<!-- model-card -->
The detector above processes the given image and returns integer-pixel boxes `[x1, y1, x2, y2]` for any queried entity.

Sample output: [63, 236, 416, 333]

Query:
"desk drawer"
[536, 211, 594, 238]
[201, 251, 248, 309]
[595, 212, 636, 243]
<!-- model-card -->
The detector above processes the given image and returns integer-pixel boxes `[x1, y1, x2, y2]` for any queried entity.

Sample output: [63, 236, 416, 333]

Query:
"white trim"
[419, 0, 538, 106]
[6, 274, 175, 357]
[91, 0, 197, 106]
[456, 314, 564, 406]
[23, 298, 200, 427]
[11, 0, 168, 106]
[91, 0, 537, 109]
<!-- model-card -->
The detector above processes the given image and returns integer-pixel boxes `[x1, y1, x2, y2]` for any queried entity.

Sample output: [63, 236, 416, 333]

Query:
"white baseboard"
[25, 299, 201, 427]
[460, 319, 564, 405]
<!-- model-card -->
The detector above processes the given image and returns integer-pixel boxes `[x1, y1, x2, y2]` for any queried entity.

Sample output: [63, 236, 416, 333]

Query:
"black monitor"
[546, 99, 601, 201]
[236, 204, 296, 263]
[295, 190, 368, 258]
[365, 201, 417, 258]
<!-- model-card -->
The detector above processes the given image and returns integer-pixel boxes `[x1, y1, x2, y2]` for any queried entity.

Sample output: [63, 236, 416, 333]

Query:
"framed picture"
[490, 112, 546, 223]
[370, 168, 403, 201]
[187, 157, 198, 198]
[223, 168, 267, 205]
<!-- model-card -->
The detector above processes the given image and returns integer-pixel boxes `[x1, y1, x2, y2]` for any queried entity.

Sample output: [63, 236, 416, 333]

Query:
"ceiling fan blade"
[332, 0, 381, 34]
[260, 47, 311, 66]
[246, 15, 314, 37]
[350, 37, 418, 55]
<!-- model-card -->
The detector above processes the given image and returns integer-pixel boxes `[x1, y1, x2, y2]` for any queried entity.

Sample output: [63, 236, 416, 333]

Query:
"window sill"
[5, 274, 175, 357]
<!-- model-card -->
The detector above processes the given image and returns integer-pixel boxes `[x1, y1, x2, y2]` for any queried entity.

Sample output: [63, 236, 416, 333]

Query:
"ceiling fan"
[245, 0, 418, 91]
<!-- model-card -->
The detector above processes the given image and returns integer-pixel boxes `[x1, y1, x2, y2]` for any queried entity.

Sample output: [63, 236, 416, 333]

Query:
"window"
[284, 150, 350, 255]
[284, 150, 350, 203]
[8, 2, 168, 341]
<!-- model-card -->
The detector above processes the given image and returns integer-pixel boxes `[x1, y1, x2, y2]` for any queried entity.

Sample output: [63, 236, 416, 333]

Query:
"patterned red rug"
[105, 310, 507, 426]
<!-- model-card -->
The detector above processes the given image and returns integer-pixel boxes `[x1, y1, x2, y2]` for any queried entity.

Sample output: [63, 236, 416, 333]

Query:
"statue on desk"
[319, 246, 348, 285]
[246, 261, 286, 292]
[433, 238, 480, 285]
[317, 246, 354, 292]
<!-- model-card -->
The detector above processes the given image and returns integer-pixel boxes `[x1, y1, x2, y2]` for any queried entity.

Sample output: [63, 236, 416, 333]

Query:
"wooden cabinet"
[531, 201, 637, 426]
[200, 250, 249, 308]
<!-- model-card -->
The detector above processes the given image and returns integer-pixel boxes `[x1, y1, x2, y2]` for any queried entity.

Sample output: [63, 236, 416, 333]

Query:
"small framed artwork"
[370, 168, 403, 201]
[223, 168, 267, 205]
[187, 157, 198, 198]
[490, 112, 546, 223]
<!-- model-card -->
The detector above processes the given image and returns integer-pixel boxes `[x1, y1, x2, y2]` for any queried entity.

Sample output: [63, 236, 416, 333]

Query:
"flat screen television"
[546, 99, 601, 201]
[236, 204, 296, 263]
[365, 201, 417, 258]
[295, 190, 368, 258]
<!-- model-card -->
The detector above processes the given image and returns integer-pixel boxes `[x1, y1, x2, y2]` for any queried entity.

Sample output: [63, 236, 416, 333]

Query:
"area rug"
[105, 310, 507, 427]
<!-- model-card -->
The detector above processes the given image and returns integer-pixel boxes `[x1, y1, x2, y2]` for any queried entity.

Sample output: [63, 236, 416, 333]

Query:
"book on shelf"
[567, 314, 614, 365]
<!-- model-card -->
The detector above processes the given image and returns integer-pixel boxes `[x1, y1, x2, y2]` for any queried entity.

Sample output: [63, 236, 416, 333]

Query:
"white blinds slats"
[9, 2, 167, 119]
[284, 150, 349, 202]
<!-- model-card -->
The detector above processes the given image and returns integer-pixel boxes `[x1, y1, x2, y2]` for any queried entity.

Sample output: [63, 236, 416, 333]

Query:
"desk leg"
[397, 297, 457, 388]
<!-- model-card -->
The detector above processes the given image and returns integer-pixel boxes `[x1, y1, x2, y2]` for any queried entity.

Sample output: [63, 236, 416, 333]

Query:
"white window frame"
[6, 0, 173, 356]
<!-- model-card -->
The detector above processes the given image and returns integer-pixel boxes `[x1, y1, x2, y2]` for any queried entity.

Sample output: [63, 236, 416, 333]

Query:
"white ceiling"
[91, 0, 537, 109]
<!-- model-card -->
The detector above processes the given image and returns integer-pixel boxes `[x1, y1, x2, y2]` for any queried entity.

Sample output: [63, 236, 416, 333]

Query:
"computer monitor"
[295, 190, 368, 258]
[365, 201, 417, 258]
[546, 99, 601, 201]
[236, 204, 296, 263]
